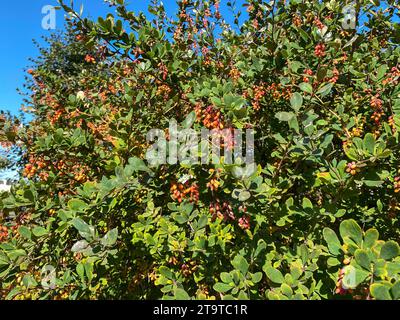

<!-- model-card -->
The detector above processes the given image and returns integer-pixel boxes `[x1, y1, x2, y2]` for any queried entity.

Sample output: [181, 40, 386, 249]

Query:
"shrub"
[1, 0, 400, 300]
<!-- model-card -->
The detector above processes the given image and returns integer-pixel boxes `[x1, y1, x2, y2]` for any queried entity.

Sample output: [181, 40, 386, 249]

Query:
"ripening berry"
[346, 162, 360, 176]
[314, 43, 326, 58]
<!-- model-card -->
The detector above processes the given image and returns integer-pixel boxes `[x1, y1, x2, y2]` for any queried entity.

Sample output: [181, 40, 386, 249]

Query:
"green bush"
[1, 0, 400, 300]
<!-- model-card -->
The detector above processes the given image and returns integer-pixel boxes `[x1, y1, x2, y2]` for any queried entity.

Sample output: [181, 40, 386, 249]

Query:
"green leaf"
[341, 265, 369, 289]
[174, 288, 190, 300]
[323, 227, 341, 255]
[32, 226, 48, 237]
[275, 112, 295, 122]
[380, 241, 400, 260]
[181, 111, 196, 129]
[101, 228, 118, 247]
[354, 249, 371, 270]
[213, 282, 233, 293]
[68, 199, 88, 212]
[251, 272, 263, 283]
[128, 157, 151, 173]
[18, 226, 31, 240]
[71, 240, 89, 253]
[231, 255, 249, 274]
[299, 82, 313, 94]
[220, 272, 232, 283]
[391, 281, 400, 299]
[22, 274, 38, 288]
[290, 92, 303, 112]
[370, 283, 392, 300]
[316, 83, 333, 96]
[264, 266, 284, 284]
[340, 219, 363, 246]
[363, 133, 376, 154]
[363, 228, 379, 249]
[376, 64, 388, 81]
[158, 266, 173, 279]
[71, 218, 94, 240]
[238, 190, 251, 201]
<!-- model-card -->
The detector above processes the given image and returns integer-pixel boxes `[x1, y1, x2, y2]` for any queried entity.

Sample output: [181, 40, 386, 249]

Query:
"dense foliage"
[1, 0, 400, 300]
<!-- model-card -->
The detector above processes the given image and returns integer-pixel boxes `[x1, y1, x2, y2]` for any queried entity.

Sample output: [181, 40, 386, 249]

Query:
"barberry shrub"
[1, 0, 400, 300]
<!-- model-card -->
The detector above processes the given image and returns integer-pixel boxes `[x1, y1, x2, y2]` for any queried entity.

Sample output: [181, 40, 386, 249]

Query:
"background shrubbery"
[1, 0, 400, 300]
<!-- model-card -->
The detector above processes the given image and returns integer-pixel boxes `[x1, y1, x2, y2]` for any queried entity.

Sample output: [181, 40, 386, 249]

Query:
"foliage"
[1, 0, 400, 300]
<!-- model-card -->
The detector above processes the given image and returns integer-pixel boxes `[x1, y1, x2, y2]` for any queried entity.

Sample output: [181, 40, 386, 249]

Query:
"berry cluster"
[303, 69, 313, 83]
[292, 14, 302, 27]
[238, 206, 250, 230]
[314, 43, 326, 58]
[170, 182, 199, 203]
[0, 225, 8, 242]
[313, 17, 325, 30]
[382, 66, 400, 86]
[346, 162, 360, 176]
[209, 199, 235, 222]
[157, 63, 168, 80]
[23, 155, 48, 179]
[229, 67, 241, 82]
[267, 83, 292, 101]
[388, 115, 397, 134]
[195, 104, 224, 129]
[206, 168, 223, 192]
[180, 261, 198, 277]
[394, 176, 400, 193]
[251, 84, 266, 110]
[156, 83, 172, 100]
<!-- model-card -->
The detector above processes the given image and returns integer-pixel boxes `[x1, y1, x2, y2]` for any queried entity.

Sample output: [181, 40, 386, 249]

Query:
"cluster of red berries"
[370, 110, 384, 125]
[23, 155, 48, 179]
[250, 84, 266, 110]
[267, 83, 292, 101]
[207, 178, 220, 192]
[206, 168, 223, 192]
[303, 69, 314, 83]
[370, 94, 383, 109]
[313, 17, 325, 30]
[195, 104, 224, 129]
[314, 43, 326, 58]
[238, 205, 250, 230]
[0, 225, 9, 242]
[201, 46, 212, 66]
[346, 162, 360, 176]
[209, 199, 235, 222]
[382, 66, 400, 86]
[170, 182, 199, 203]
[49, 109, 65, 126]
[71, 164, 89, 183]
